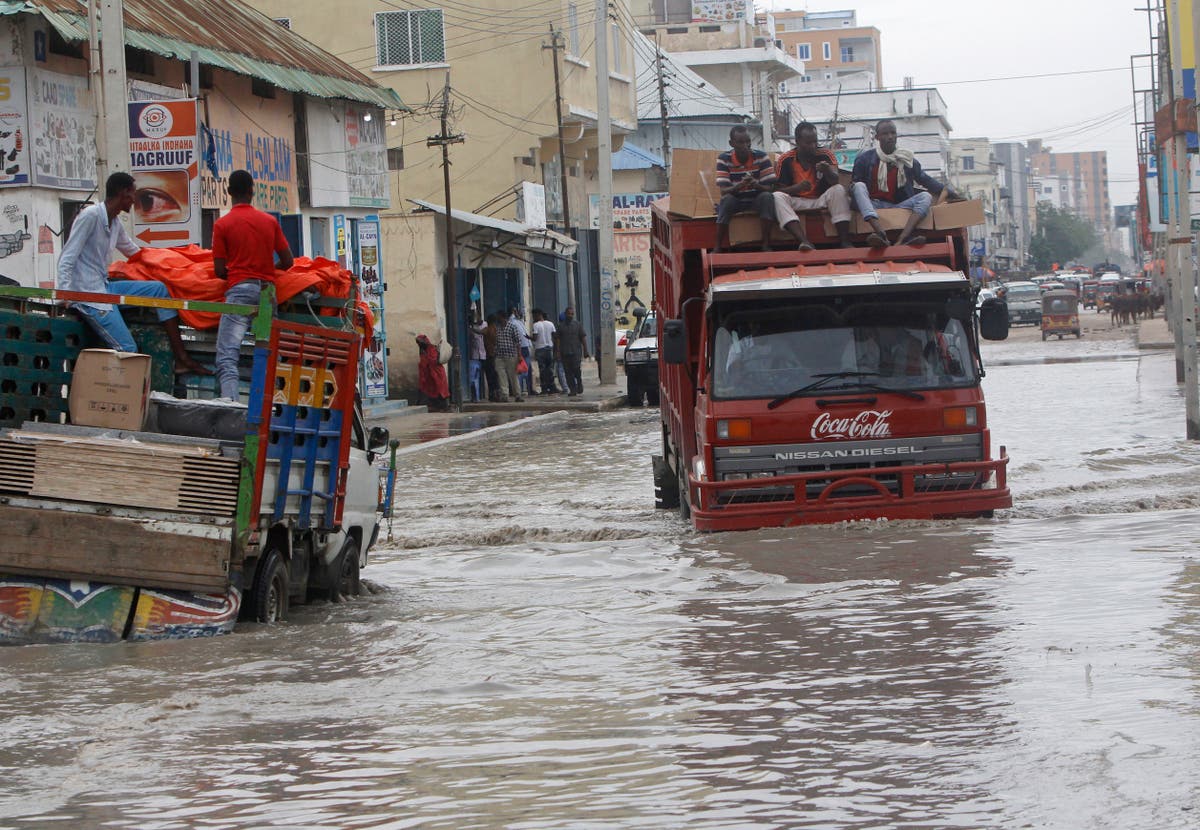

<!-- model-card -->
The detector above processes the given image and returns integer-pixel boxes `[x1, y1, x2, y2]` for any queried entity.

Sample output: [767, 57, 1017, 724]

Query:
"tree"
[1030, 203, 1098, 270]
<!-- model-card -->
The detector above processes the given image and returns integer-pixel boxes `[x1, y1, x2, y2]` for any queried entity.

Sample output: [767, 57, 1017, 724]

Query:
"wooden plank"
[0, 505, 232, 593]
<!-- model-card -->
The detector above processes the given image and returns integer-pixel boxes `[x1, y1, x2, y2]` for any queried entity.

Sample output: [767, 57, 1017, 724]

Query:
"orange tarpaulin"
[108, 245, 354, 330]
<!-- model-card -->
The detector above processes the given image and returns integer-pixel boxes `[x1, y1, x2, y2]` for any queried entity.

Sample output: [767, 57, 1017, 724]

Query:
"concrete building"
[991, 141, 1033, 268]
[246, 0, 640, 399]
[634, 9, 803, 152]
[770, 8, 882, 96]
[1027, 139, 1111, 231]
[783, 87, 953, 181]
[1032, 171, 1081, 213]
[0, 0, 398, 283]
[949, 138, 1020, 274]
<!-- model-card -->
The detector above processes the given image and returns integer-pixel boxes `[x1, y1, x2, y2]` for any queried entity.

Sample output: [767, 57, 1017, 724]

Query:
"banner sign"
[589, 192, 667, 232]
[0, 66, 29, 186]
[30, 68, 95, 190]
[128, 99, 201, 247]
[356, 217, 387, 399]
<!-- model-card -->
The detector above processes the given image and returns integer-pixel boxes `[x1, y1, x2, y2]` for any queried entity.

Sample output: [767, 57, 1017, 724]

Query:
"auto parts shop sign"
[128, 99, 201, 247]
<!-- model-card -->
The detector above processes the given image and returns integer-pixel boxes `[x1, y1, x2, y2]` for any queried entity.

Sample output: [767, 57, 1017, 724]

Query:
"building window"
[251, 78, 275, 99]
[824, 72, 832, 80]
[800, 74, 812, 83]
[375, 9, 446, 66]
[796, 43, 811, 61]
[962, 157, 975, 171]
[47, 28, 84, 59]
[388, 147, 404, 171]
[822, 42, 831, 60]
[567, 3, 581, 56]
[611, 22, 623, 71]
[840, 45, 855, 63]
[125, 46, 154, 76]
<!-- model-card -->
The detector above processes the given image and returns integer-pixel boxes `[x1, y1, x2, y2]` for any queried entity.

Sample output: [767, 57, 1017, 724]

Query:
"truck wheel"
[330, 538, 362, 602]
[251, 548, 289, 623]
[677, 457, 692, 521]
[653, 454, 679, 509]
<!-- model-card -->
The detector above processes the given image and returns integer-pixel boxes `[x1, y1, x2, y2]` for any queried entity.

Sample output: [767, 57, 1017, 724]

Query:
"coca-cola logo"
[811, 409, 894, 440]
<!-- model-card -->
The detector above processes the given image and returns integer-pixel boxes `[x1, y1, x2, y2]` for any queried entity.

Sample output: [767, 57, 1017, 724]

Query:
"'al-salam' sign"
[202, 127, 296, 213]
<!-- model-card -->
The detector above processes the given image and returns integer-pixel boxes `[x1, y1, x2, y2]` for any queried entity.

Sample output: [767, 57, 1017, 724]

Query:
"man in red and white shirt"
[212, 169, 294, 401]
[714, 125, 778, 252]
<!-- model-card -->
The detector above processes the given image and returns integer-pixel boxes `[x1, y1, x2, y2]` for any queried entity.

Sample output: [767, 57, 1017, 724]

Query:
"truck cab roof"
[710, 263, 966, 302]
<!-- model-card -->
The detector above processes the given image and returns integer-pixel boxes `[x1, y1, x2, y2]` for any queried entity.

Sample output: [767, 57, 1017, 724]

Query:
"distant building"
[1028, 139, 1111, 230]
[771, 9, 882, 96]
[950, 138, 1020, 273]
[991, 142, 1033, 267]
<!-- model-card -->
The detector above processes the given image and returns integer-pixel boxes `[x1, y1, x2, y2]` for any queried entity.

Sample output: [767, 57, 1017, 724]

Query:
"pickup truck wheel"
[251, 549, 289, 623]
[653, 454, 679, 509]
[330, 538, 362, 602]
[646, 387, 660, 406]
[626, 377, 641, 407]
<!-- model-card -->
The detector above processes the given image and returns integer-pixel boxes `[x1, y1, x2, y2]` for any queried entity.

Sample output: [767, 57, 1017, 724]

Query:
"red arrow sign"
[136, 229, 191, 244]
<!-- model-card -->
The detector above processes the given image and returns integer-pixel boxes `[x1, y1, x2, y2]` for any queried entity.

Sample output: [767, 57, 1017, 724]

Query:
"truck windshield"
[711, 301, 978, 400]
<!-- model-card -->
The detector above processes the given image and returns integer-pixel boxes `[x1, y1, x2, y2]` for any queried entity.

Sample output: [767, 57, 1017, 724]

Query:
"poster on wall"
[305, 98, 389, 209]
[30, 68, 95, 190]
[588, 192, 667, 232]
[200, 90, 297, 214]
[0, 66, 29, 186]
[356, 217, 388, 399]
[691, 0, 752, 22]
[128, 99, 201, 247]
[332, 214, 347, 268]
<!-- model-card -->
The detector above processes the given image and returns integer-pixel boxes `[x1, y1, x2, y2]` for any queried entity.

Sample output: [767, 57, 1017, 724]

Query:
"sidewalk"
[1138, 315, 1176, 350]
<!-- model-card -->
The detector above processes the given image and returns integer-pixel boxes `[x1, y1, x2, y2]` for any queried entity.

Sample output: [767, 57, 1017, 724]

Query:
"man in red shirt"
[212, 169, 294, 400]
[773, 122, 853, 250]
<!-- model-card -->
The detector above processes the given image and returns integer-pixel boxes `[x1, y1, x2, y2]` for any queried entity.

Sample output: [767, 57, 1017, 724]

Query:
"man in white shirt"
[530, 308, 559, 394]
[57, 171, 209, 374]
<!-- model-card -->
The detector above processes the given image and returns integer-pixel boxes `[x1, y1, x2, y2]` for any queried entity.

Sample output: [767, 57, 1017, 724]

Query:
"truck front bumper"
[686, 451, 1011, 531]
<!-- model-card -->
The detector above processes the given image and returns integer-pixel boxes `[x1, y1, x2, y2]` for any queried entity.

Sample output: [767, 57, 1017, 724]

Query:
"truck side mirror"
[368, 425, 390, 452]
[978, 299, 1009, 341]
[662, 318, 687, 365]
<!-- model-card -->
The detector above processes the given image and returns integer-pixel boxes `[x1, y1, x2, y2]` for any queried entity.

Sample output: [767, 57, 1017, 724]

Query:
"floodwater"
[3, 335, 1200, 828]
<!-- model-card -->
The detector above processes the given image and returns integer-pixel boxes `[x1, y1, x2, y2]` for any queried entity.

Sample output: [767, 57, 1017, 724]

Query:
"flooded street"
[3, 327, 1200, 828]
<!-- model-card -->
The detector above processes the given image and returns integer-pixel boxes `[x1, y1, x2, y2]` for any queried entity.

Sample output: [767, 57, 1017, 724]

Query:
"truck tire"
[677, 457, 692, 521]
[250, 548, 289, 623]
[330, 538, 362, 602]
[653, 454, 679, 509]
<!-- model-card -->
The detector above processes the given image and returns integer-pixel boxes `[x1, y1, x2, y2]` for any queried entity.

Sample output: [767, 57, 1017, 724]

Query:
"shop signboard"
[127, 99, 201, 246]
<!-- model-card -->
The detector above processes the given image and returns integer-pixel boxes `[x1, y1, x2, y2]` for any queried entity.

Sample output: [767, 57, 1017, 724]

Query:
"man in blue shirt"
[851, 120, 961, 248]
[57, 172, 209, 374]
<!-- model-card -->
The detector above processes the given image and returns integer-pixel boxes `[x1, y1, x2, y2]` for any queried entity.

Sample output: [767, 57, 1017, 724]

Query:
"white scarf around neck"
[875, 142, 915, 192]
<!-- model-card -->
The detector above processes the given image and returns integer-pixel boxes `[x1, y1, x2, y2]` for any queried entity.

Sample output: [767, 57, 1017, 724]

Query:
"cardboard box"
[667, 148, 722, 219]
[69, 349, 152, 430]
[853, 207, 934, 235]
[933, 198, 986, 230]
[729, 214, 793, 246]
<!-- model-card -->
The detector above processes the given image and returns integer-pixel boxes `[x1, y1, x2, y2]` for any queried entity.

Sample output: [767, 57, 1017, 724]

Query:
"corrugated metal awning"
[4, 0, 405, 111]
[410, 199, 578, 257]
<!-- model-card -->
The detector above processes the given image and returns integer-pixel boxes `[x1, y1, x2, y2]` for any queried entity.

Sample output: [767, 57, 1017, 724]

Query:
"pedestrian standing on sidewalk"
[555, 310, 570, 393]
[212, 169, 294, 401]
[415, 334, 450, 411]
[494, 308, 524, 402]
[483, 313, 500, 401]
[509, 306, 535, 396]
[555, 305, 589, 396]
[467, 309, 487, 402]
[531, 308, 559, 394]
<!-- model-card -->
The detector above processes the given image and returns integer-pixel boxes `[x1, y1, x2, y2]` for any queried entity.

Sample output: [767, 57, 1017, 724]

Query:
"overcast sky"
[775, 0, 1152, 207]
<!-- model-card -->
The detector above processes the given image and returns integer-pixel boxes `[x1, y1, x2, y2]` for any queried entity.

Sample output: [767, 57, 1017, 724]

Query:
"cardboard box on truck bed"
[933, 198, 986, 230]
[69, 349, 152, 430]
[668, 148, 722, 219]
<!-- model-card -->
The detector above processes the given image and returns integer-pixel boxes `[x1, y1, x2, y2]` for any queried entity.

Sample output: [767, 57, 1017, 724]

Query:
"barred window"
[567, 3, 580, 56]
[376, 9, 445, 67]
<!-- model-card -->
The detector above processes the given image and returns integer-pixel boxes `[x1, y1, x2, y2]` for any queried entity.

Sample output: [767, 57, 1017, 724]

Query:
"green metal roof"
[4, 0, 405, 111]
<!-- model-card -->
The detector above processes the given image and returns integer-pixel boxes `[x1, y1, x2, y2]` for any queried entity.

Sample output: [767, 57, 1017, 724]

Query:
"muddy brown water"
[1, 337, 1198, 828]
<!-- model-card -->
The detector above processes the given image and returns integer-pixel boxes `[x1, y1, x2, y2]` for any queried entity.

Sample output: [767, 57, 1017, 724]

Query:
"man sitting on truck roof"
[56, 172, 210, 375]
[773, 122, 853, 250]
[713, 125, 778, 253]
[851, 119, 961, 249]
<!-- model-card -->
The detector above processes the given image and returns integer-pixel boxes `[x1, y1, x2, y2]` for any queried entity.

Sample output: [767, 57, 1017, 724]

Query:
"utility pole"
[92, 0, 129, 184]
[428, 73, 466, 407]
[595, 0, 615, 385]
[1168, 0, 1199, 437]
[655, 35, 671, 173]
[544, 25, 577, 310]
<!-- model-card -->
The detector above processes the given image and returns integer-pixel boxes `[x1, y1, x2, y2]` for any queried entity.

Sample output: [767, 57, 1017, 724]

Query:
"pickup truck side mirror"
[662, 318, 687, 365]
[978, 298, 1009, 341]
[368, 425, 390, 452]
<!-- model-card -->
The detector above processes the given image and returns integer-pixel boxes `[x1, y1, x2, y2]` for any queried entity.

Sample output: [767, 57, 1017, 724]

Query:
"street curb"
[391, 410, 572, 457]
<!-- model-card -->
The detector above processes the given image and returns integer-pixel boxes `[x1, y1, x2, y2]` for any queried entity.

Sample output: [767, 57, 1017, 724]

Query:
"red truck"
[650, 202, 1012, 531]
